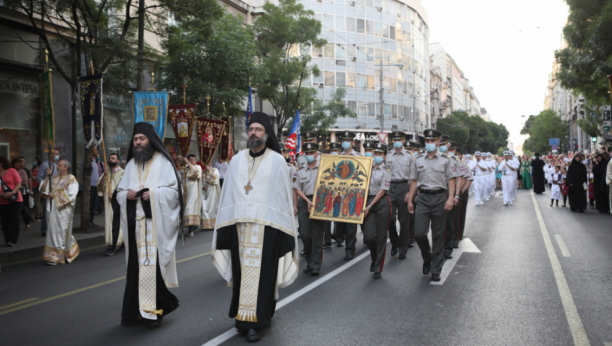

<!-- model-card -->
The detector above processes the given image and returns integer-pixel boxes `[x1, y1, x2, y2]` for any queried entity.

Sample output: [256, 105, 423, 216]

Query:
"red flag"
[169, 104, 197, 156]
[196, 118, 225, 166]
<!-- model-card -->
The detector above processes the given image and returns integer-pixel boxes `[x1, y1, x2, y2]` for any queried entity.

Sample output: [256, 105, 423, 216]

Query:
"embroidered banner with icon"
[41, 71, 55, 146]
[196, 118, 225, 166]
[78, 74, 104, 147]
[133, 91, 169, 140]
[219, 117, 233, 163]
[309, 154, 373, 224]
[169, 104, 197, 156]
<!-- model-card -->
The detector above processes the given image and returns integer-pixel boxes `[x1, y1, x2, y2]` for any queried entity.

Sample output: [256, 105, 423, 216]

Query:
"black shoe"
[452, 243, 459, 249]
[303, 267, 313, 274]
[398, 253, 406, 260]
[104, 246, 114, 256]
[322, 243, 332, 249]
[89, 222, 98, 227]
[373, 272, 381, 279]
[431, 273, 441, 282]
[407, 242, 414, 248]
[246, 329, 261, 342]
[187, 231, 195, 238]
[336, 241, 343, 247]
[370, 263, 375, 272]
[237, 328, 248, 337]
[444, 251, 452, 259]
[423, 262, 431, 275]
[7, 242, 15, 247]
[299, 249, 306, 257]
[391, 247, 398, 256]
[115, 244, 126, 253]
[344, 254, 353, 260]
[311, 270, 319, 276]
[41, 232, 46, 237]
[146, 315, 163, 329]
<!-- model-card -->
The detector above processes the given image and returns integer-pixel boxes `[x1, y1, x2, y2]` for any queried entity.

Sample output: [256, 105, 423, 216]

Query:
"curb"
[0, 234, 106, 265]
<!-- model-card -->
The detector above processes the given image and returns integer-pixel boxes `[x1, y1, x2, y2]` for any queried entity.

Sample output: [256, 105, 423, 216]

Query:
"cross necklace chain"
[244, 150, 265, 195]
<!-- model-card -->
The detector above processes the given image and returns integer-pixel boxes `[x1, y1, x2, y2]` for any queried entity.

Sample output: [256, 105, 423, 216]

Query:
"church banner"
[41, 71, 55, 146]
[219, 117, 232, 163]
[196, 117, 225, 166]
[133, 91, 169, 140]
[309, 154, 373, 224]
[169, 104, 197, 156]
[78, 74, 104, 147]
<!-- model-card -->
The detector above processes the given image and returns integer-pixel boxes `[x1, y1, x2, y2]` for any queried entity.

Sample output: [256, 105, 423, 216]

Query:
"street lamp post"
[375, 63, 403, 132]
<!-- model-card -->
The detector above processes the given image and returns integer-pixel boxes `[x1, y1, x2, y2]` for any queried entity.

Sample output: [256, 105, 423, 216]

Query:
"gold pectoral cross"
[244, 181, 253, 195]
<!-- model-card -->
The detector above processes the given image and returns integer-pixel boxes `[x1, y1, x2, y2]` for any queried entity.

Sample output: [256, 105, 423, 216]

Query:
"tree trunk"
[81, 148, 93, 231]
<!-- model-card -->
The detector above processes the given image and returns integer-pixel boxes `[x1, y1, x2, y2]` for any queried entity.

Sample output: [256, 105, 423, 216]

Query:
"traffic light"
[592, 136, 597, 143]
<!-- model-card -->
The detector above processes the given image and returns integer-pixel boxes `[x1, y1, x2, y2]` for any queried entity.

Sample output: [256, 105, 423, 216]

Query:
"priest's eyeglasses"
[248, 128, 265, 134]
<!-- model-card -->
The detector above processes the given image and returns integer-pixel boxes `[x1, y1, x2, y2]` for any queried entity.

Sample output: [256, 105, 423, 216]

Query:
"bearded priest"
[212, 112, 298, 342]
[114, 122, 184, 329]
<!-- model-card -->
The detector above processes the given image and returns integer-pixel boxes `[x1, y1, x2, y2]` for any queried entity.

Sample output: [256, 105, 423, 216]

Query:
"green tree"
[555, 0, 612, 104]
[160, 13, 259, 117]
[522, 110, 569, 155]
[253, 0, 327, 135]
[496, 147, 510, 157]
[575, 104, 603, 138]
[436, 111, 508, 153]
[300, 88, 355, 135]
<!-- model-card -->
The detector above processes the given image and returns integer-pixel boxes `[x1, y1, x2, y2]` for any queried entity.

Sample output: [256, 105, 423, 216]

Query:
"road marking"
[0, 298, 39, 311]
[430, 237, 481, 286]
[554, 235, 571, 257]
[530, 191, 590, 346]
[0, 250, 212, 316]
[201, 248, 373, 346]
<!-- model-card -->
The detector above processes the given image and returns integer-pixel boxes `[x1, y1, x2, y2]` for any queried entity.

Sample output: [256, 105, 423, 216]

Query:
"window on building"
[385, 104, 391, 119]
[313, 46, 323, 57]
[347, 73, 357, 87]
[336, 15, 344, 31]
[336, 72, 346, 86]
[347, 44, 356, 59]
[367, 103, 375, 117]
[375, 49, 382, 64]
[398, 105, 403, 119]
[374, 22, 382, 37]
[365, 20, 373, 35]
[368, 75, 375, 89]
[348, 101, 357, 113]
[357, 74, 367, 88]
[391, 104, 397, 119]
[366, 0, 373, 8]
[356, 19, 365, 33]
[390, 78, 397, 92]
[324, 14, 334, 28]
[336, 59, 346, 66]
[346, 17, 355, 32]
[313, 72, 323, 84]
[324, 43, 335, 58]
[325, 71, 335, 86]
[383, 24, 389, 38]
[390, 26, 396, 40]
[336, 44, 346, 59]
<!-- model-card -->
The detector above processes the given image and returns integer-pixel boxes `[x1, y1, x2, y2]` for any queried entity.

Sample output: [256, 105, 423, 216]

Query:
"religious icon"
[205, 128, 214, 143]
[310, 154, 373, 224]
[178, 122, 188, 137]
[144, 106, 158, 121]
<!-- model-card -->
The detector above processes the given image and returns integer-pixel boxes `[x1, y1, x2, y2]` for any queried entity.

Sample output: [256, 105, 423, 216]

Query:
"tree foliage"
[435, 111, 509, 153]
[160, 13, 258, 117]
[575, 104, 603, 137]
[253, 0, 327, 135]
[522, 110, 569, 155]
[555, 0, 612, 104]
[300, 88, 355, 135]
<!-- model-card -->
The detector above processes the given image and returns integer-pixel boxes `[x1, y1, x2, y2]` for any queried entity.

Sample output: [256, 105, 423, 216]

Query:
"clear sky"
[422, 0, 570, 151]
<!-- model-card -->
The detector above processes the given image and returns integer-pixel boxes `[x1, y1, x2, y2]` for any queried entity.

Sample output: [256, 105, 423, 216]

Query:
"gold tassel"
[144, 309, 164, 316]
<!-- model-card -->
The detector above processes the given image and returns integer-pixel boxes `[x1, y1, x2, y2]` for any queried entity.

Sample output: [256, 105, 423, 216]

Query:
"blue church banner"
[133, 91, 169, 140]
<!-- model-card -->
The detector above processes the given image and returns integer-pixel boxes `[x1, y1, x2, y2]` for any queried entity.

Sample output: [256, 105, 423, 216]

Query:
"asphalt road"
[1, 188, 611, 346]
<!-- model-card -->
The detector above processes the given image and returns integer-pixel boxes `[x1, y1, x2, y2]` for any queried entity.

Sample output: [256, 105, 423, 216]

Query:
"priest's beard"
[247, 134, 268, 150]
[133, 142, 156, 163]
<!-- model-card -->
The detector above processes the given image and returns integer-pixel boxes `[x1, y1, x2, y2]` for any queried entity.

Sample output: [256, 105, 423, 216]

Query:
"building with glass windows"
[299, 0, 431, 146]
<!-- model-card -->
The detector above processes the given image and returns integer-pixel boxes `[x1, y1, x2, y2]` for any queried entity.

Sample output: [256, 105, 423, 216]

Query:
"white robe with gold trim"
[183, 165, 202, 226]
[201, 167, 220, 229]
[40, 174, 79, 264]
[97, 167, 125, 245]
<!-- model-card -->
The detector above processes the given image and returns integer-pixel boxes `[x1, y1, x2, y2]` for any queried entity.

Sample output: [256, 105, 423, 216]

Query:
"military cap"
[303, 131, 318, 141]
[411, 141, 422, 149]
[329, 142, 342, 151]
[448, 141, 458, 149]
[363, 141, 376, 150]
[391, 131, 406, 140]
[374, 142, 388, 153]
[440, 134, 450, 145]
[403, 141, 413, 150]
[303, 142, 319, 153]
[338, 131, 355, 140]
[474, 151, 482, 156]
[423, 128, 441, 140]
[503, 151, 510, 156]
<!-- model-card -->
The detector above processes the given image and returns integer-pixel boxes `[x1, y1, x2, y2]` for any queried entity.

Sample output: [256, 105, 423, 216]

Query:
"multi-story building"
[480, 108, 491, 122]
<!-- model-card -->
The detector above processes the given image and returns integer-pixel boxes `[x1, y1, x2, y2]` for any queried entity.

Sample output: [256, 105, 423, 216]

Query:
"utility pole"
[136, 0, 145, 91]
[375, 63, 403, 132]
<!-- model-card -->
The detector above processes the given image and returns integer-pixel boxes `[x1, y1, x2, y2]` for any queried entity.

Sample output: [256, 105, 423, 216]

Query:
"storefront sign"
[354, 132, 380, 142]
[0, 79, 39, 96]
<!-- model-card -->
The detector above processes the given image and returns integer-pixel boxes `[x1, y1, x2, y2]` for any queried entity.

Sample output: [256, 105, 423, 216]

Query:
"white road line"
[554, 235, 572, 257]
[530, 191, 590, 346]
[430, 238, 481, 286]
[201, 247, 373, 346]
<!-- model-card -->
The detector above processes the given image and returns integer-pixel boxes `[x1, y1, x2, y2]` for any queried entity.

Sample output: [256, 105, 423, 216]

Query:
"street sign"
[552, 145, 557, 150]
[549, 138, 560, 146]
[377, 132, 388, 143]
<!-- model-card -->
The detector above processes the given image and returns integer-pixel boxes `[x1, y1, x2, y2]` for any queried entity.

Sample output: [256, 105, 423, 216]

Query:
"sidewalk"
[0, 211, 107, 265]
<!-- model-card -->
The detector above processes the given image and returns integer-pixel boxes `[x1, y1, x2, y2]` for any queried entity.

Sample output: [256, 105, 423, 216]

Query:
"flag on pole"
[77, 74, 104, 148]
[133, 91, 169, 140]
[244, 85, 253, 127]
[286, 109, 301, 153]
[41, 71, 55, 147]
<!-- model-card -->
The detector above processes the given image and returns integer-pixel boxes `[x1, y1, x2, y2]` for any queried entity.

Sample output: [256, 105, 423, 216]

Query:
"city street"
[1, 189, 611, 346]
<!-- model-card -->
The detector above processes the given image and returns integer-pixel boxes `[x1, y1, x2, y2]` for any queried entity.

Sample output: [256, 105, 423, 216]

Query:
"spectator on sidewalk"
[30, 157, 42, 220]
[82, 146, 105, 227]
[0, 156, 24, 247]
[37, 149, 59, 236]
[12, 158, 33, 230]
[215, 160, 228, 188]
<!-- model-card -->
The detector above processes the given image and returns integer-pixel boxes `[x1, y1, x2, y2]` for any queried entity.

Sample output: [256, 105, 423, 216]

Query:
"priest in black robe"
[212, 112, 298, 342]
[531, 153, 546, 194]
[566, 154, 588, 212]
[113, 122, 184, 329]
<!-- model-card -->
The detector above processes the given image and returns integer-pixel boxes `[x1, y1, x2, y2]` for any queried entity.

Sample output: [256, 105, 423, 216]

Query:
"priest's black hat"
[249, 112, 281, 154]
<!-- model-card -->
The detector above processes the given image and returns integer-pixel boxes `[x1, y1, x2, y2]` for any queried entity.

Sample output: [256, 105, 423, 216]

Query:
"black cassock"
[113, 190, 179, 326]
[215, 225, 294, 330]
[593, 160, 610, 213]
[531, 158, 546, 194]
[566, 161, 588, 212]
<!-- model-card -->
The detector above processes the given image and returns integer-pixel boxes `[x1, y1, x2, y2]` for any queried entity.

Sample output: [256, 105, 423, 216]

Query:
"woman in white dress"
[201, 163, 220, 229]
[550, 165, 563, 207]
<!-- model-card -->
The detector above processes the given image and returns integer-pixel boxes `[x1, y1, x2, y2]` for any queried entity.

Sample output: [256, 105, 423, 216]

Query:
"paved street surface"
[1, 189, 611, 346]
